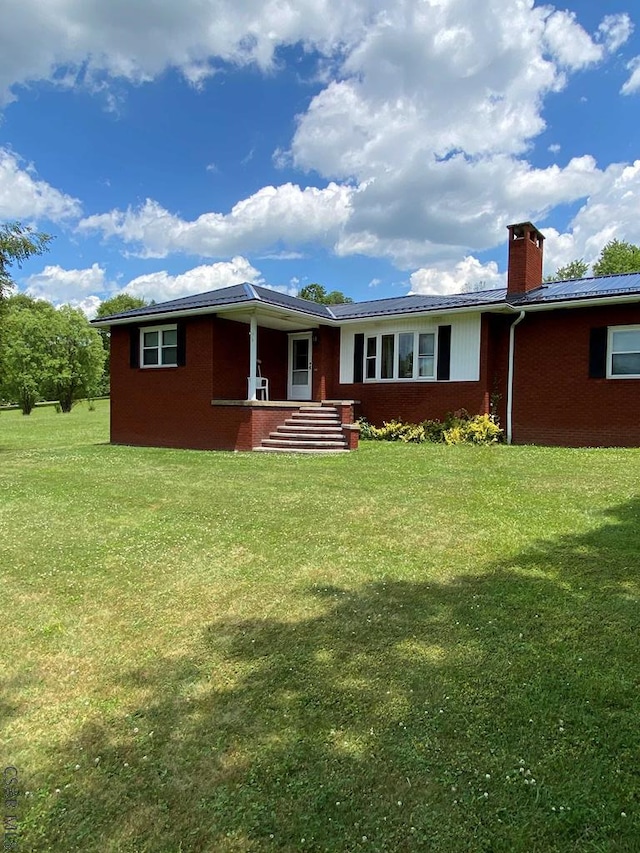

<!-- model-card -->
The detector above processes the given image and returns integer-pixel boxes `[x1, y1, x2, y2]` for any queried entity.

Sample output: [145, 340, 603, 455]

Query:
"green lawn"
[2, 401, 639, 852]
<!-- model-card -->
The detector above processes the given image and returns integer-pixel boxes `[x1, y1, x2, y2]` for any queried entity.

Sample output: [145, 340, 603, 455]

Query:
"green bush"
[357, 411, 503, 445]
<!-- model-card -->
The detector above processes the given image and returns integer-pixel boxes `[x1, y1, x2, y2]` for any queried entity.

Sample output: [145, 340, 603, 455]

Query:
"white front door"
[288, 333, 313, 400]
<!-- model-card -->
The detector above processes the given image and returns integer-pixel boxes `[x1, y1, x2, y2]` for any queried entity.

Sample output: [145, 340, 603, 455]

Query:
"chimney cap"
[508, 221, 545, 243]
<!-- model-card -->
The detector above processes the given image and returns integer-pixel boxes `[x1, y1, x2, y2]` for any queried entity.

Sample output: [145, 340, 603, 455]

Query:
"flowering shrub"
[358, 411, 503, 445]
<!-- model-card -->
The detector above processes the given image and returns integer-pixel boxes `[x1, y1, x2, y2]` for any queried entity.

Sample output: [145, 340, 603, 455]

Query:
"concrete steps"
[256, 405, 349, 453]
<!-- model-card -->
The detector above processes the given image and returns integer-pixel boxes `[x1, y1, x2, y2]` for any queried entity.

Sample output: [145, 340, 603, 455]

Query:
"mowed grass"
[2, 400, 639, 852]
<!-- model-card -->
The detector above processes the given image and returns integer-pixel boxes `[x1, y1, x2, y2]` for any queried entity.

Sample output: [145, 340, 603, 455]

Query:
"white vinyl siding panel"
[339, 313, 481, 383]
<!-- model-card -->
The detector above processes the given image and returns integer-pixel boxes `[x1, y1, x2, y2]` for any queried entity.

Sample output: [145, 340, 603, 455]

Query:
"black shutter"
[353, 333, 364, 383]
[437, 325, 451, 381]
[589, 327, 607, 378]
[176, 322, 187, 367]
[129, 327, 139, 368]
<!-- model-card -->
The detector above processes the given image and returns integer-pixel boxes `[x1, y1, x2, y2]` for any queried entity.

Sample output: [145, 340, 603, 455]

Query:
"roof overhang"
[93, 300, 334, 330]
[93, 291, 640, 329]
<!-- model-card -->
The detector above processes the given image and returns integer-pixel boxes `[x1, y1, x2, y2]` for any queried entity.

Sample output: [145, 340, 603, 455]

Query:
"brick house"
[95, 222, 640, 451]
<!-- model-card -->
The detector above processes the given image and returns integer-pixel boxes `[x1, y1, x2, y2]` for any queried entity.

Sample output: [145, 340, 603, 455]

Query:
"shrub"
[357, 412, 503, 445]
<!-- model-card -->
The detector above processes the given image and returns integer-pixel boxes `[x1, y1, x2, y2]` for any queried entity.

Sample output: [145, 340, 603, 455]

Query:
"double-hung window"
[140, 325, 178, 367]
[608, 326, 640, 378]
[364, 331, 436, 380]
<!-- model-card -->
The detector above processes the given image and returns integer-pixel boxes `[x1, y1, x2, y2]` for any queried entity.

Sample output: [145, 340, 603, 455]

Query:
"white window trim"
[363, 330, 437, 382]
[140, 324, 178, 369]
[607, 325, 640, 379]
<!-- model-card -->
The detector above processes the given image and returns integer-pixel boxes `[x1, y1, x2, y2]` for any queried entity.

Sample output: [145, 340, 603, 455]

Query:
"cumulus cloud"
[290, 1, 626, 181]
[543, 10, 603, 70]
[597, 13, 634, 54]
[333, 154, 608, 268]
[122, 257, 264, 302]
[5, 0, 632, 282]
[79, 183, 353, 258]
[0, 148, 81, 221]
[0, 0, 381, 104]
[541, 161, 640, 275]
[23, 263, 108, 317]
[409, 257, 504, 297]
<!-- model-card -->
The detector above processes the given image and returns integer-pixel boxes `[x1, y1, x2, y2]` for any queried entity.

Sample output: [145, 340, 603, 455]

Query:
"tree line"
[0, 223, 147, 414]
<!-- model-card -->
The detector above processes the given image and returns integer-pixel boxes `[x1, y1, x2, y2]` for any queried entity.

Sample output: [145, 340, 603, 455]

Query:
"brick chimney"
[507, 222, 544, 296]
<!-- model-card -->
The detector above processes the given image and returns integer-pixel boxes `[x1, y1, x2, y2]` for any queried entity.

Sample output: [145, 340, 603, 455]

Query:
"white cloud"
[0, 0, 381, 104]
[122, 257, 263, 302]
[9, 0, 631, 282]
[597, 14, 634, 54]
[79, 183, 353, 258]
[0, 148, 81, 222]
[542, 160, 640, 275]
[22, 263, 107, 317]
[333, 154, 607, 268]
[621, 56, 640, 95]
[409, 257, 504, 297]
[543, 10, 603, 70]
[548, 143, 561, 154]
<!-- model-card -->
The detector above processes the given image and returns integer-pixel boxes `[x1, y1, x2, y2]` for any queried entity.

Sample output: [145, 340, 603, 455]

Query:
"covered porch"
[203, 306, 356, 451]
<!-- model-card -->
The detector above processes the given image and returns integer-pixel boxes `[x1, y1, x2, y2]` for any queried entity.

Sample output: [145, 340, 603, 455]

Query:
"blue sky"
[0, 0, 639, 315]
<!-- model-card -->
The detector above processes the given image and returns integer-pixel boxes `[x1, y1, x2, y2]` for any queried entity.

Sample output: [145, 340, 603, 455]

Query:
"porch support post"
[248, 312, 258, 401]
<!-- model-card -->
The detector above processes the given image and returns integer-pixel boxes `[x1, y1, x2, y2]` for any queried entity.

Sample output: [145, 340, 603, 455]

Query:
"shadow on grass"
[25, 500, 640, 852]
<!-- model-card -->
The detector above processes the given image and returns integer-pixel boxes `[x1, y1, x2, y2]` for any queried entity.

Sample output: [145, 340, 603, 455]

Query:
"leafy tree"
[0, 300, 59, 413]
[0, 222, 53, 300]
[299, 283, 353, 304]
[592, 239, 640, 277]
[95, 293, 148, 318]
[0, 299, 105, 413]
[51, 305, 106, 412]
[545, 259, 589, 282]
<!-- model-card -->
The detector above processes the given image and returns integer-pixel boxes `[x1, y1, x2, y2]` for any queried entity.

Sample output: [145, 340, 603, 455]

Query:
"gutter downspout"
[506, 310, 525, 445]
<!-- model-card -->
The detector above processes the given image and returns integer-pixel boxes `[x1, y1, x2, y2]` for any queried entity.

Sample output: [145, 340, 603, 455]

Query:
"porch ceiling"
[221, 306, 321, 331]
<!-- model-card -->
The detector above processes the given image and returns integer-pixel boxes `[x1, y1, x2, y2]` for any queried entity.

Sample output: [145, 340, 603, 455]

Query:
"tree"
[0, 299, 105, 413]
[545, 259, 589, 282]
[95, 293, 148, 318]
[0, 222, 53, 300]
[0, 300, 59, 414]
[592, 239, 640, 277]
[51, 306, 106, 412]
[299, 283, 353, 304]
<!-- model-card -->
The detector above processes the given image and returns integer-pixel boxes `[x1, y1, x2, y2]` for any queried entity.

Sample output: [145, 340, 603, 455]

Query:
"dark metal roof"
[93, 272, 640, 326]
[251, 285, 333, 318]
[330, 288, 507, 319]
[512, 272, 640, 304]
[94, 282, 335, 323]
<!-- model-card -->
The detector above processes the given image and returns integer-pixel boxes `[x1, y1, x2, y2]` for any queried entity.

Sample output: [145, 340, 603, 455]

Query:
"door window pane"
[294, 339, 309, 370]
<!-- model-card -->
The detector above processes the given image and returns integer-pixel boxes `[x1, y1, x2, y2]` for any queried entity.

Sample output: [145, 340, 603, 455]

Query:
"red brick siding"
[512, 304, 640, 446]
[110, 316, 292, 451]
